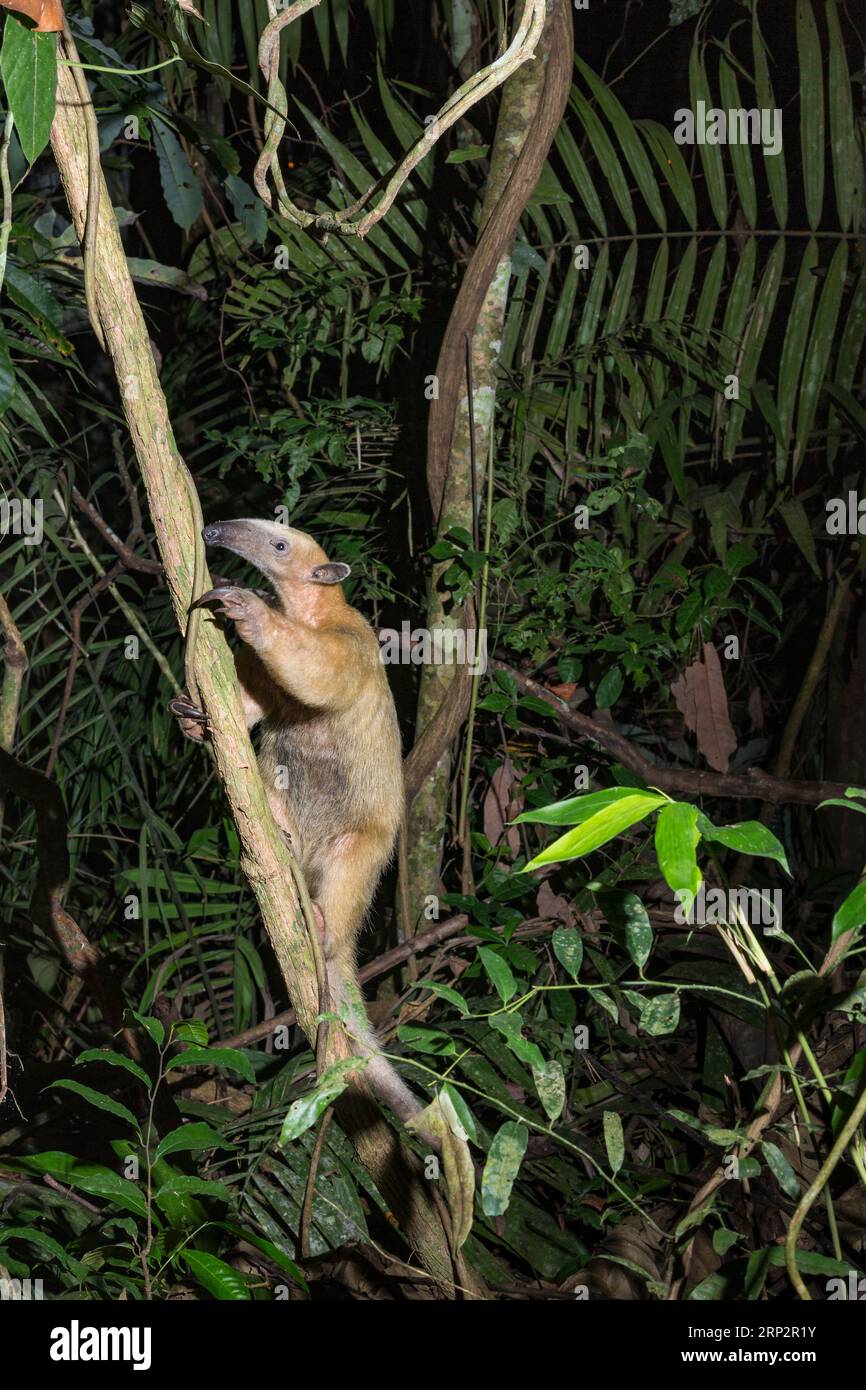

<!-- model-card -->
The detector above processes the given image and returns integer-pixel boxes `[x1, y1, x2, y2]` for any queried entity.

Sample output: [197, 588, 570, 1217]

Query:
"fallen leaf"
[671, 642, 737, 773]
[536, 880, 575, 927]
[483, 757, 521, 855]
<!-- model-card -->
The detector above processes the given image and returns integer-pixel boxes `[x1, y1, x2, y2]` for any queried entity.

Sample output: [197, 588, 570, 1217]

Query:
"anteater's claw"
[170, 695, 209, 724]
[189, 586, 234, 612]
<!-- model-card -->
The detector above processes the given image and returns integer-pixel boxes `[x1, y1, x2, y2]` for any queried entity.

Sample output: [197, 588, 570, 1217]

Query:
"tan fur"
[192, 519, 419, 1120]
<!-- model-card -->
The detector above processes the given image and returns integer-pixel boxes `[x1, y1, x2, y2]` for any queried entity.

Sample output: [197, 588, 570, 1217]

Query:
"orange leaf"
[0, 1, 64, 33]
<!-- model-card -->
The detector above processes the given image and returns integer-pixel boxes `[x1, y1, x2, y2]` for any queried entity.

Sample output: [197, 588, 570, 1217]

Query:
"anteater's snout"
[202, 524, 222, 545]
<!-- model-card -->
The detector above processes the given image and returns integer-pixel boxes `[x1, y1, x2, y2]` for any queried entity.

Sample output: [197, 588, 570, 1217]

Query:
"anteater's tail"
[327, 959, 425, 1124]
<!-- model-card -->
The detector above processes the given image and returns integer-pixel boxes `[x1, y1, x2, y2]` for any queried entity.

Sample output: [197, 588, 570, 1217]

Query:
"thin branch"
[219, 914, 470, 1050]
[70, 485, 162, 574]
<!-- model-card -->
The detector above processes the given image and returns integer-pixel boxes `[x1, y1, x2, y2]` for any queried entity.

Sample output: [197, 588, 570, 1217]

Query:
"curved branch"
[254, 0, 548, 239]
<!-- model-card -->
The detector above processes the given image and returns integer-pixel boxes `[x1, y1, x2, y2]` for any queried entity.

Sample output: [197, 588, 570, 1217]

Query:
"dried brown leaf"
[671, 642, 737, 773]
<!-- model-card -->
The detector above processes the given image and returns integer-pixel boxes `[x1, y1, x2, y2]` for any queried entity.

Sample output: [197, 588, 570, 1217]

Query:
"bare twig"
[70, 486, 162, 575]
[299, 1105, 334, 1261]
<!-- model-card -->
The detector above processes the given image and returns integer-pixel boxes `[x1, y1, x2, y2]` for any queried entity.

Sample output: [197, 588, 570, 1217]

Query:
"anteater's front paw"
[191, 586, 270, 647]
[170, 694, 209, 744]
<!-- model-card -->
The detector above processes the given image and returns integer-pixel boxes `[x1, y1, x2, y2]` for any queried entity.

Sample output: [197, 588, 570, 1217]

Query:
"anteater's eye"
[273, 541, 287, 553]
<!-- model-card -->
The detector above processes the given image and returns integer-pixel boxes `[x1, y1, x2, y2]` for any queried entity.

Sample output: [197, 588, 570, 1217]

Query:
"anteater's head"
[201, 518, 351, 595]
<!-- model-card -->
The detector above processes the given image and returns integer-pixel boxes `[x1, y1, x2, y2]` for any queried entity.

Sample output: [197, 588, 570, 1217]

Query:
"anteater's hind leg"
[312, 832, 390, 974]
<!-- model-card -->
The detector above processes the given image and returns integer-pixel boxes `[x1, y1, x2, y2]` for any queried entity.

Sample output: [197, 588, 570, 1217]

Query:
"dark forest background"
[1, 0, 866, 1302]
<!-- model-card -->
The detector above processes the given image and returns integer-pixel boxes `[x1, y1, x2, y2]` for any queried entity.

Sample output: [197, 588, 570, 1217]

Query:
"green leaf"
[152, 116, 204, 231]
[819, 792, 866, 816]
[555, 120, 607, 235]
[752, 7, 788, 226]
[831, 1049, 866, 1135]
[0, 18, 57, 164]
[524, 793, 665, 870]
[127, 1010, 164, 1047]
[552, 927, 583, 980]
[279, 1059, 357, 1143]
[481, 1121, 529, 1217]
[181, 1249, 250, 1300]
[155, 1121, 235, 1161]
[47, 1079, 139, 1132]
[826, 0, 855, 230]
[155, 1175, 231, 1205]
[654, 802, 702, 899]
[440, 1083, 478, 1145]
[171, 1020, 209, 1046]
[603, 892, 653, 970]
[762, 1141, 801, 1200]
[489, 1012, 545, 1070]
[166, 1046, 255, 1083]
[689, 39, 727, 227]
[718, 56, 756, 227]
[775, 237, 818, 478]
[221, 1223, 309, 1292]
[575, 55, 666, 230]
[571, 89, 636, 233]
[415, 980, 470, 1015]
[0, 323, 15, 416]
[797, 0, 824, 229]
[832, 881, 866, 943]
[225, 174, 267, 244]
[793, 240, 848, 475]
[625, 991, 681, 1036]
[635, 119, 697, 229]
[698, 818, 791, 875]
[396, 1024, 456, 1055]
[777, 496, 820, 579]
[13, 1152, 147, 1218]
[0, 1224, 84, 1275]
[595, 665, 624, 709]
[4, 263, 62, 328]
[515, 785, 649, 827]
[75, 1048, 151, 1091]
[533, 1059, 566, 1123]
[478, 946, 518, 1004]
[724, 237, 785, 459]
[603, 1110, 625, 1174]
[445, 143, 488, 164]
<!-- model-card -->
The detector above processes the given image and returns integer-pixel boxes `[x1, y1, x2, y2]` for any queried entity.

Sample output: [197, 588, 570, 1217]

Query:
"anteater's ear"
[309, 561, 351, 585]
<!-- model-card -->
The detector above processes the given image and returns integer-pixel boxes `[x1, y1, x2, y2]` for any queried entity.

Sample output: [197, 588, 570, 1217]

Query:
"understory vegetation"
[1, 0, 866, 1302]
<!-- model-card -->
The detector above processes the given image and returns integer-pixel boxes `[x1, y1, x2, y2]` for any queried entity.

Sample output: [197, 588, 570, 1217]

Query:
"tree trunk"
[406, 0, 573, 927]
